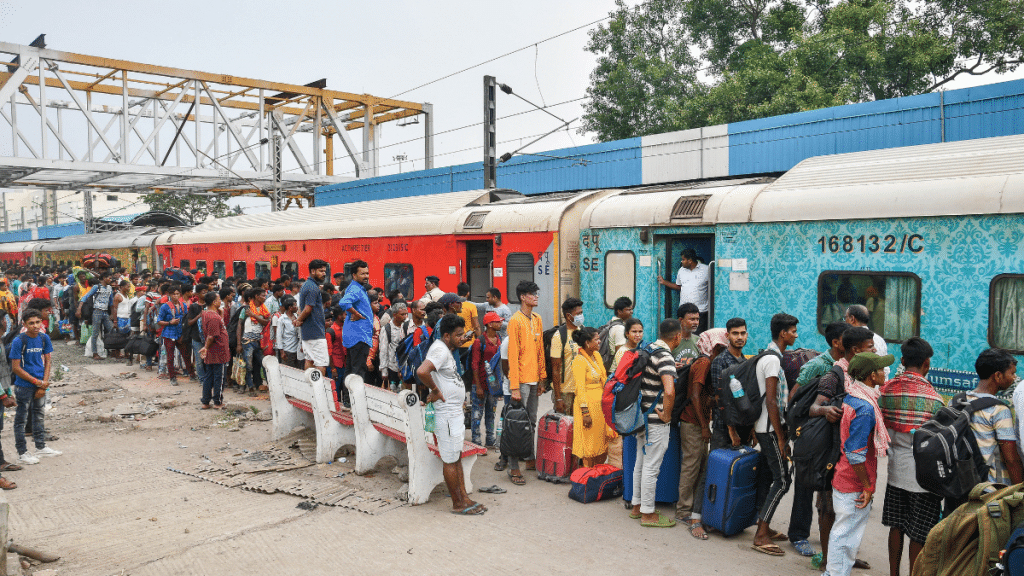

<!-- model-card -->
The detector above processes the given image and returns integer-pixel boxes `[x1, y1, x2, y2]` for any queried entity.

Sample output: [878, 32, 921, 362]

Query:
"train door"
[465, 240, 493, 302]
[662, 235, 715, 325]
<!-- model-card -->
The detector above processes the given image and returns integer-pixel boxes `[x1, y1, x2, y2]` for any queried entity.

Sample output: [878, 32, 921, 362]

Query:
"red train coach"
[155, 188, 614, 327]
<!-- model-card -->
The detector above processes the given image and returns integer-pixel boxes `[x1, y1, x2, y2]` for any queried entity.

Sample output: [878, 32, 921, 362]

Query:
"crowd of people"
[0, 254, 1020, 576]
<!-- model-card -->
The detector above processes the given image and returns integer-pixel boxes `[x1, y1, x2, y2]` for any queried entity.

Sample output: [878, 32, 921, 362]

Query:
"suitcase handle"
[707, 484, 717, 504]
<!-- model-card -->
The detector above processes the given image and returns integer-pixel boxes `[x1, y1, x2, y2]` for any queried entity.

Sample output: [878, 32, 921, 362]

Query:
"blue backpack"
[397, 325, 431, 383]
[477, 336, 504, 396]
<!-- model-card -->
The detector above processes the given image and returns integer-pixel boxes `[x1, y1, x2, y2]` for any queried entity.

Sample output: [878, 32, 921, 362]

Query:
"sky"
[1, 0, 1022, 214]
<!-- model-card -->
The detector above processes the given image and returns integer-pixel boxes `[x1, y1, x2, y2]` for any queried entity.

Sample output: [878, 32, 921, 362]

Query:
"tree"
[583, 0, 1024, 140]
[142, 193, 231, 225]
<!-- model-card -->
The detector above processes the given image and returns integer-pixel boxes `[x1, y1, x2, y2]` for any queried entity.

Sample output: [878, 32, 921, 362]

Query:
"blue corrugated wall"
[38, 222, 85, 239]
[316, 138, 642, 205]
[316, 79, 1024, 205]
[0, 230, 31, 243]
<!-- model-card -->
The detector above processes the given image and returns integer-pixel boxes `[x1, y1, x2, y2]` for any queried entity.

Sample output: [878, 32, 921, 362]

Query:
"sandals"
[451, 502, 486, 515]
[686, 519, 709, 540]
[0, 462, 24, 472]
[494, 457, 508, 472]
[752, 542, 786, 556]
[507, 470, 525, 486]
[640, 513, 676, 528]
[769, 529, 787, 541]
[0, 477, 16, 490]
[478, 485, 507, 494]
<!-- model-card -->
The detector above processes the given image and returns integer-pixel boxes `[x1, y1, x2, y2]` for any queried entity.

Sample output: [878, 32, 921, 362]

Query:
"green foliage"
[583, 0, 1024, 140]
[142, 193, 231, 225]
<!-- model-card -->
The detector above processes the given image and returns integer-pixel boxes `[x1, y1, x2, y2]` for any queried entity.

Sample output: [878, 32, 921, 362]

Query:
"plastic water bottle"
[496, 413, 503, 446]
[424, 402, 436, 433]
[730, 375, 752, 413]
[484, 360, 497, 391]
[729, 375, 744, 398]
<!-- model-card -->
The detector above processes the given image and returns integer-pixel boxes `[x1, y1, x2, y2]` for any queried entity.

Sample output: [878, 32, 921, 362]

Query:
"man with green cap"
[822, 351, 894, 576]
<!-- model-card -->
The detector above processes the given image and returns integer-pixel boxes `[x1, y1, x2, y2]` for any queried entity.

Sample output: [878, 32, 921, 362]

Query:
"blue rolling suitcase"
[621, 424, 681, 505]
[702, 446, 760, 536]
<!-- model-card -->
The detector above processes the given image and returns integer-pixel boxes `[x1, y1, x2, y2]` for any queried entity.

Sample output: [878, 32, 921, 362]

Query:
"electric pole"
[483, 75, 497, 189]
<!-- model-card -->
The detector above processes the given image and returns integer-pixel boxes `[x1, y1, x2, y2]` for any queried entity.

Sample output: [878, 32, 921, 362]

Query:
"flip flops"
[451, 503, 486, 515]
[640, 513, 676, 528]
[478, 485, 507, 494]
[507, 470, 525, 485]
[752, 542, 786, 556]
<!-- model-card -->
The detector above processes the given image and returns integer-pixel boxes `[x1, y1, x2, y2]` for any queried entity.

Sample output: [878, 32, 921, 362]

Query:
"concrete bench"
[344, 374, 487, 505]
[263, 356, 356, 463]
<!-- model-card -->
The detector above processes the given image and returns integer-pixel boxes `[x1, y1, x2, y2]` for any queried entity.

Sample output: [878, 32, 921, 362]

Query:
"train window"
[817, 271, 920, 342]
[280, 261, 298, 279]
[604, 251, 635, 308]
[180, 259, 190, 271]
[233, 261, 248, 279]
[989, 275, 1024, 353]
[254, 262, 271, 281]
[506, 253, 535, 304]
[384, 264, 414, 301]
[196, 260, 207, 275]
[213, 261, 226, 279]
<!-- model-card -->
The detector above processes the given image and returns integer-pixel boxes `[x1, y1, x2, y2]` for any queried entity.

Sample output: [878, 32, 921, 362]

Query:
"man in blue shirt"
[10, 308, 59, 465]
[338, 260, 373, 382]
[294, 259, 329, 374]
[157, 284, 194, 385]
[77, 271, 115, 360]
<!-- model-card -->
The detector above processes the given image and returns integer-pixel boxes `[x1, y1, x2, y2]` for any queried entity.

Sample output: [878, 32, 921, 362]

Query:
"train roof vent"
[463, 211, 489, 229]
[671, 195, 710, 220]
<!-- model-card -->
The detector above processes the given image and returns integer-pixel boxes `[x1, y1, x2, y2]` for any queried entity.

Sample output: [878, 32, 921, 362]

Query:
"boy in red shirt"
[325, 306, 347, 406]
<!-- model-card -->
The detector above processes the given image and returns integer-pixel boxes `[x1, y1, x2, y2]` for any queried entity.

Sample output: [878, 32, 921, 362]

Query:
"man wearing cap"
[657, 248, 710, 334]
[470, 311, 504, 446]
[419, 276, 444, 305]
[822, 351, 894, 576]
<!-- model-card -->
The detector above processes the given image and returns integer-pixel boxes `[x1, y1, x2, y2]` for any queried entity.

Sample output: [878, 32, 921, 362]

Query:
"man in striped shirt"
[629, 319, 680, 527]
[505, 280, 546, 485]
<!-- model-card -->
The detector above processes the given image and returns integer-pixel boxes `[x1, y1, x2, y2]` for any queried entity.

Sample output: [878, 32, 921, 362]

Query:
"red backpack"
[601, 343, 655, 435]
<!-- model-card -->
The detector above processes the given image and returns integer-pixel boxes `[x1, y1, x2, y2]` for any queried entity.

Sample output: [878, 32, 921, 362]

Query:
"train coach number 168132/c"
[817, 234, 924, 254]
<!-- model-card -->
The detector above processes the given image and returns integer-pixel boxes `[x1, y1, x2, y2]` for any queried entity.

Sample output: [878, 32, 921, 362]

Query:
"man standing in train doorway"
[657, 249, 710, 334]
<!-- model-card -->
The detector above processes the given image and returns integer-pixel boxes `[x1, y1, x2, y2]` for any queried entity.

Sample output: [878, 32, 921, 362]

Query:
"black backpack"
[499, 400, 533, 459]
[717, 350, 781, 427]
[670, 354, 708, 424]
[787, 364, 846, 434]
[80, 291, 96, 320]
[129, 297, 145, 329]
[596, 318, 624, 371]
[541, 324, 567, 387]
[914, 392, 1002, 500]
[791, 393, 845, 490]
[227, 306, 245, 351]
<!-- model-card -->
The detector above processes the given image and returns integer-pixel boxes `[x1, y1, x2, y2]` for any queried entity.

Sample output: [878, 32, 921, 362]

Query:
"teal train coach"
[577, 134, 1024, 397]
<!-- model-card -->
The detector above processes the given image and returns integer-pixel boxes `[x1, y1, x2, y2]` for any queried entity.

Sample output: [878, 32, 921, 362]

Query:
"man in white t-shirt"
[657, 248, 710, 333]
[751, 313, 797, 557]
[845, 305, 890, 380]
[416, 313, 486, 516]
[606, 296, 633, 356]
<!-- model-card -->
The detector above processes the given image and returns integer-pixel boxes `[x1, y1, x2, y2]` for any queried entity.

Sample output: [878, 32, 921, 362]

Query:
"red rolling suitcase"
[537, 411, 575, 483]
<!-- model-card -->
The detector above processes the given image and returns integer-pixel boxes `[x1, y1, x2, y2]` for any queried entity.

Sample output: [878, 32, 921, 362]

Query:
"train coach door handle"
[489, 259, 494, 280]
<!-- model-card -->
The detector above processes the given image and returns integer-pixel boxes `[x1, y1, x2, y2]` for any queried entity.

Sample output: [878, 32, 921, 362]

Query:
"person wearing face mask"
[549, 297, 585, 416]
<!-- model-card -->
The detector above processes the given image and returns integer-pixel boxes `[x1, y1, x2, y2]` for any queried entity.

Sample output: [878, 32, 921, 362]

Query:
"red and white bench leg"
[401, 391, 477, 506]
[264, 356, 314, 440]
[305, 369, 357, 463]
[345, 375, 408, 475]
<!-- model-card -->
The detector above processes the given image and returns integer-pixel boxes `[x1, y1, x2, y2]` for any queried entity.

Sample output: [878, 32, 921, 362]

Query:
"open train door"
[661, 234, 715, 327]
